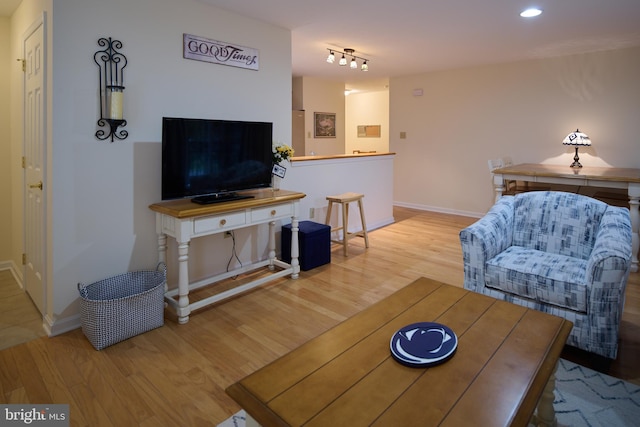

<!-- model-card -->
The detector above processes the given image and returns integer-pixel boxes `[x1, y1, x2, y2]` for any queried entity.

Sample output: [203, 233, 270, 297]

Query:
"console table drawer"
[193, 211, 246, 234]
[251, 203, 293, 222]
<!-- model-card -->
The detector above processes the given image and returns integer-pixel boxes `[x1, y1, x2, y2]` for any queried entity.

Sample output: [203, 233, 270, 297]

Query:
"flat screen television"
[161, 117, 273, 204]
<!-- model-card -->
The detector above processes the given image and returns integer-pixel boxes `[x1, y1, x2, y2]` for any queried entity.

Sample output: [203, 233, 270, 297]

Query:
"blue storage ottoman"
[281, 221, 331, 271]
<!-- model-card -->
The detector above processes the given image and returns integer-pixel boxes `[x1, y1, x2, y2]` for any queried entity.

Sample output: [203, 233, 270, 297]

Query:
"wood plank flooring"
[0, 207, 638, 427]
[0, 270, 46, 351]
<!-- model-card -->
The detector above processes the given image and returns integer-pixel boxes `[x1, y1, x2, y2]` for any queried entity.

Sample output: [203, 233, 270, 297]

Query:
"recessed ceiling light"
[520, 8, 542, 18]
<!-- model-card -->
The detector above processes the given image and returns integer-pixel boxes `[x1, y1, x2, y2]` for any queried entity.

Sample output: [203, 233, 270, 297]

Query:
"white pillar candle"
[108, 90, 123, 120]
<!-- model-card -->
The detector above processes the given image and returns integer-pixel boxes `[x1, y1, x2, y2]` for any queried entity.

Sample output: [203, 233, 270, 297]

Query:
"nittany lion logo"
[390, 322, 458, 367]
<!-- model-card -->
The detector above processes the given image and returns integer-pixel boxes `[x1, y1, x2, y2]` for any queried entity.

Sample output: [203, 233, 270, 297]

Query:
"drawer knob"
[220, 219, 227, 226]
[271, 209, 277, 216]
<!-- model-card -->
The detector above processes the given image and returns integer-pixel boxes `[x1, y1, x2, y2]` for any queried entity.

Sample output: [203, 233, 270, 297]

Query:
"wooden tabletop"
[226, 277, 572, 427]
[492, 163, 640, 183]
[148, 189, 306, 219]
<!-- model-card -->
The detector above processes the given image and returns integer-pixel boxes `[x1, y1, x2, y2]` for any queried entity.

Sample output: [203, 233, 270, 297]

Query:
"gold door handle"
[29, 181, 43, 190]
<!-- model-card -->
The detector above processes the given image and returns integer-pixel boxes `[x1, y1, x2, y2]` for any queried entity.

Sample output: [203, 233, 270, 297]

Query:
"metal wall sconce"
[94, 37, 128, 141]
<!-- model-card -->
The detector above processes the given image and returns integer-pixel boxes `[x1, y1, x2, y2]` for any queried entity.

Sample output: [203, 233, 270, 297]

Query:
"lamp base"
[570, 146, 583, 168]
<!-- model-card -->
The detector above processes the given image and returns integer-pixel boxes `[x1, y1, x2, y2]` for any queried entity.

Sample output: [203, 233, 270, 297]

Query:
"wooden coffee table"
[226, 277, 572, 426]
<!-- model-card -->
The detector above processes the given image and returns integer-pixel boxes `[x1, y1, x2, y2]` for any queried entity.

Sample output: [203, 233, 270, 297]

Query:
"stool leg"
[342, 202, 349, 256]
[358, 199, 369, 248]
[325, 201, 333, 227]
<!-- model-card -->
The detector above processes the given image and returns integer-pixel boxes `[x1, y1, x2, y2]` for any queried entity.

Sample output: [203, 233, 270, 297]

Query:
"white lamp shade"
[562, 129, 591, 146]
[326, 52, 335, 63]
[339, 54, 347, 66]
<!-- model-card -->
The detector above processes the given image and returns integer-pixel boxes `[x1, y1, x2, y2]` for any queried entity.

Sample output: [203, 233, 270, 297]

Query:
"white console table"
[492, 163, 640, 273]
[149, 189, 306, 324]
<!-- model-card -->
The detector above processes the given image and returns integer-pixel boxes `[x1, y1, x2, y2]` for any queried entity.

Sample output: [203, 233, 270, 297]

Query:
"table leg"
[629, 183, 639, 273]
[268, 220, 276, 271]
[157, 233, 168, 292]
[532, 363, 558, 427]
[290, 217, 300, 279]
[177, 240, 191, 324]
[493, 174, 505, 202]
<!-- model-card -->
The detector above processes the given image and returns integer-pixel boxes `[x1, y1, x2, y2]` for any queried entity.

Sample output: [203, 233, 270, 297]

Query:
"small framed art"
[314, 112, 336, 138]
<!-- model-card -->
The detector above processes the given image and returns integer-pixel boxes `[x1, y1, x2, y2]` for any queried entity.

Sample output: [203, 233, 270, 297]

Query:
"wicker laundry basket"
[78, 263, 166, 350]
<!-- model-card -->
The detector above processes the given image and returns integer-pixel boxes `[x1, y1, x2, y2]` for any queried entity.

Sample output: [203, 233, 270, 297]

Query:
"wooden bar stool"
[325, 192, 369, 256]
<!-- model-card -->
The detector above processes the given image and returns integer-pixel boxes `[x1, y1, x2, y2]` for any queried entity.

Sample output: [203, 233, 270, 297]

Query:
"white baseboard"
[0, 260, 24, 289]
[393, 201, 484, 219]
[47, 314, 81, 337]
[367, 216, 395, 231]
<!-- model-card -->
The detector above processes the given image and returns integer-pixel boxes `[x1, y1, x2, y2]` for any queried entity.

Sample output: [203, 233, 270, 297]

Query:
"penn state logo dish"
[390, 322, 458, 367]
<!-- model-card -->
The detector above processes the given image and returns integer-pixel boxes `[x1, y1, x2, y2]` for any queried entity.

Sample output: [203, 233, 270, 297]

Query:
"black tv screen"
[161, 117, 273, 201]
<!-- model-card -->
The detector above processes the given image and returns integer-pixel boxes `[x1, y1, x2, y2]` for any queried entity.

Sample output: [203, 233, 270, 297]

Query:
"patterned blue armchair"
[460, 191, 632, 359]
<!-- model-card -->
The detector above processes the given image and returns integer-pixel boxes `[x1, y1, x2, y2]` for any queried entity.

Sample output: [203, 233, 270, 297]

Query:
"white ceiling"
[3, 1, 640, 93]
[200, 0, 640, 92]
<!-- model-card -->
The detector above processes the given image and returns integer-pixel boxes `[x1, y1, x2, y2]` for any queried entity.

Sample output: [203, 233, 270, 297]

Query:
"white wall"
[286, 155, 395, 233]
[4, 0, 293, 333]
[0, 17, 11, 264]
[390, 46, 640, 217]
[345, 90, 389, 154]
[299, 77, 345, 156]
[292, 78, 391, 157]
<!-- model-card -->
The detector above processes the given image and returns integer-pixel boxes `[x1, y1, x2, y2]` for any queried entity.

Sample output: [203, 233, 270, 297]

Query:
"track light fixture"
[326, 48, 369, 71]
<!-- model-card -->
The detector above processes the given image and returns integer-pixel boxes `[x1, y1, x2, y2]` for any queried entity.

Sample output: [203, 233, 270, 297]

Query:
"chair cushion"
[485, 246, 588, 313]
[512, 191, 607, 260]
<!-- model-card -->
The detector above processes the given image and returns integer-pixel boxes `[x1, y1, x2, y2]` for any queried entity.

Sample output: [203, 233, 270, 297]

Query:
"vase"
[271, 175, 281, 191]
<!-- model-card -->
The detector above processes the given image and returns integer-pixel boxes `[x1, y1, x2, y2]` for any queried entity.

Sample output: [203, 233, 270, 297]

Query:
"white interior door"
[24, 18, 46, 315]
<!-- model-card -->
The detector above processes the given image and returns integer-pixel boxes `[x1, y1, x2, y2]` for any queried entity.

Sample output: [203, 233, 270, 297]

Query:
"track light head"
[326, 50, 335, 63]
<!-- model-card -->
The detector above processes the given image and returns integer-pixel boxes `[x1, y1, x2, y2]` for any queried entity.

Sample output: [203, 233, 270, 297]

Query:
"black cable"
[226, 230, 242, 278]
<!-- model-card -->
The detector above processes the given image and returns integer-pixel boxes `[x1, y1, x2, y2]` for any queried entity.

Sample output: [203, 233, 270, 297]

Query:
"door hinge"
[22, 253, 27, 265]
[22, 156, 26, 168]
[17, 58, 26, 72]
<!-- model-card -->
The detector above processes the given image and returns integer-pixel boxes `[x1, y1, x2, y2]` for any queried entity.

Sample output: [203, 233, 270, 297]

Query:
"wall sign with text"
[183, 33, 259, 71]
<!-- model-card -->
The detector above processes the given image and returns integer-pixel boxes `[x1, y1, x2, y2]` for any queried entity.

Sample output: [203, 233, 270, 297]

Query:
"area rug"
[218, 358, 640, 427]
[553, 358, 640, 426]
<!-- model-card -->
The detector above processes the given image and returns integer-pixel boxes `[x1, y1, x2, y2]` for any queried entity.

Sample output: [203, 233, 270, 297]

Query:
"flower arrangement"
[272, 142, 294, 165]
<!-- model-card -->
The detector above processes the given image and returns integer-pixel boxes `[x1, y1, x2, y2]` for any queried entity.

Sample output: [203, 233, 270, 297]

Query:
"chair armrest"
[584, 206, 632, 358]
[460, 196, 515, 292]
[586, 206, 632, 287]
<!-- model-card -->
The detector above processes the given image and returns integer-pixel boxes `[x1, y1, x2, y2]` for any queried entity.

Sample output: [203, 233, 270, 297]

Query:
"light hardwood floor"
[0, 270, 46, 351]
[0, 207, 638, 426]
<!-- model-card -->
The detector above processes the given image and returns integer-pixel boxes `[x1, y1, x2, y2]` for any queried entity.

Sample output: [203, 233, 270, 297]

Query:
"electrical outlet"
[309, 207, 315, 218]
[224, 231, 232, 238]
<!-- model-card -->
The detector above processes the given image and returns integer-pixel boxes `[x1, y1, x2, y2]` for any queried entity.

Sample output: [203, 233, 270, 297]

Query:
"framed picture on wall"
[357, 125, 381, 138]
[314, 112, 336, 138]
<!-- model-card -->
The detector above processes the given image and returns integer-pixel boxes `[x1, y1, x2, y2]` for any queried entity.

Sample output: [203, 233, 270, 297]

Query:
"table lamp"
[562, 129, 591, 168]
